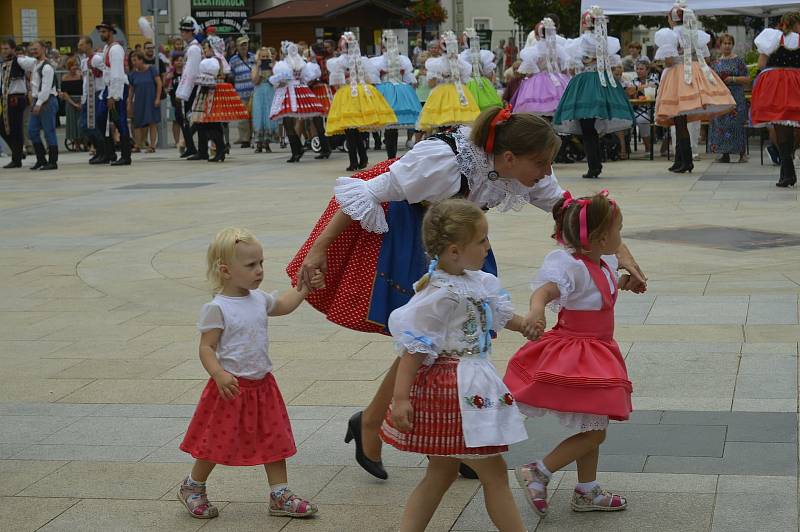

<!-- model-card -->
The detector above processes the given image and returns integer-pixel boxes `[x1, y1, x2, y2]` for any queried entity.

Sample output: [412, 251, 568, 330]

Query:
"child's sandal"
[269, 489, 318, 518]
[514, 463, 550, 517]
[178, 478, 219, 519]
[571, 485, 627, 512]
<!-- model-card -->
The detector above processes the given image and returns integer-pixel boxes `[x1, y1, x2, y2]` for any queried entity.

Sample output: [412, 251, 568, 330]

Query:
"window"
[103, 0, 126, 34]
[54, 0, 79, 49]
[473, 18, 491, 31]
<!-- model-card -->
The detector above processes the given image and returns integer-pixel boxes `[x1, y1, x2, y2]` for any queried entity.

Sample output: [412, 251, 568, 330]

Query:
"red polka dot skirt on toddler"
[180, 373, 296, 466]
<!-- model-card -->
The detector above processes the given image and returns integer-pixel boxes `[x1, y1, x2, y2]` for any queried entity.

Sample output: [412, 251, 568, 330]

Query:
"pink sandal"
[177, 477, 219, 519]
[514, 463, 550, 517]
[571, 485, 627, 512]
[269, 489, 318, 518]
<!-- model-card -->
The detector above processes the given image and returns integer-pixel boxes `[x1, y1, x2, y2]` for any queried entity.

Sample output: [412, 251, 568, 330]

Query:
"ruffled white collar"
[453, 127, 541, 212]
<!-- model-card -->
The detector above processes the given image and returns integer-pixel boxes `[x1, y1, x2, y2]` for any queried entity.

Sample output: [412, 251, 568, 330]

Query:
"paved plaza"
[0, 142, 798, 531]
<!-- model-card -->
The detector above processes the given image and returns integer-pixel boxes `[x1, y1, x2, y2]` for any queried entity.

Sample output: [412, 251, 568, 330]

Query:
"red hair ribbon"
[484, 105, 513, 154]
[558, 189, 616, 249]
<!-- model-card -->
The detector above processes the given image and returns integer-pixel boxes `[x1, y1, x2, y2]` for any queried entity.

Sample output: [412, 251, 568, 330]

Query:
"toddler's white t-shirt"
[197, 289, 276, 380]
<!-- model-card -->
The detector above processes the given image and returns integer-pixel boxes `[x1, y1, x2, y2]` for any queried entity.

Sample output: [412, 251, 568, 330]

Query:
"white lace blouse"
[334, 127, 565, 233]
[388, 269, 527, 448]
[533, 249, 619, 313]
[755, 29, 800, 55]
[653, 27, 711, 60]
[518, 36, 571, 75]
[425, 55, 472, 83]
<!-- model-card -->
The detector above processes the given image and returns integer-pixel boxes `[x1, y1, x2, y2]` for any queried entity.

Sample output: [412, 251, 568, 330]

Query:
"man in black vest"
[0, 38, 28, 169]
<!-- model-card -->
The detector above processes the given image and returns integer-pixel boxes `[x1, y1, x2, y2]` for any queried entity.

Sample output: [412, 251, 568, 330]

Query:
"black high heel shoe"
[344, 411, 387, 480]
[582, 170, 601, 179]
[346, 164, 358, 172]
[357, 159, 368, 170]
[314, 151, 331, 160]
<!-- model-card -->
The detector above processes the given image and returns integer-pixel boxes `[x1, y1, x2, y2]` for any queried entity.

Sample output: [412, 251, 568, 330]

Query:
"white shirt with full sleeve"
[370, 54, 417, 84]
[197, 290, 277, 380]
[388, 269, 527, 448]
[177, 40, 201, 101]
[334, 126, 565, 233]
[326, 54, 380, 86]
[101, 42, 128, 100]
[425, 55, 472, 84]
[519, 36, 571, 75]
[754, 28, 800, 55]
[653, 26, 711, 61]
[17, 57, 57, 107]
[459, 49, 496, 77]
[575, 32, 621, 63]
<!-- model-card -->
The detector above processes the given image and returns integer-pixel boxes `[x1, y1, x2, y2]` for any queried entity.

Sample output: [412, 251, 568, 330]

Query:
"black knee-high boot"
[356, 133, 368, 169]
[110, 134, 132, 166]
[208, 125, 226, 162]
[776, 140, 797, 187]
[30, 143, 47, 170]
[579, 119, 601, 178]
[287, 134, 304, 163]
[384, 129, 399, 160]
[345, 129, 359, 171]
[187, 127, 209, 160]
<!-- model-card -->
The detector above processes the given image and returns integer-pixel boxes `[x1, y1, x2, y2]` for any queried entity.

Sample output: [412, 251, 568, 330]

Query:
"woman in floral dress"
[708, 34, 749, 163]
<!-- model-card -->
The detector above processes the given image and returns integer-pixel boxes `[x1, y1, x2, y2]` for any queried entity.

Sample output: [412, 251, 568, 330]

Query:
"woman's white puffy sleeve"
[327, 56, 346, 86]
[334, 139, 462, 233]
[607, 36, 621, 56]
[388, 285, 460, 362]
[654, 28, 678, 60]
[755, 28, 783, 55]
[528, 173, 565, 211]
[301, 61, 321, 84]
[695, 30, 712, 58]
[532, 249, 580, 312]
[481, 272, 514, 332]
[457, 57, 473, 82]
[517, 46, 540, 75]
[268, 61, 292, 86]
[399, 55, 417, 84]
[425, 56, 446, 80]
[478, 50, 496, 76]
[362, 57, 381, 83]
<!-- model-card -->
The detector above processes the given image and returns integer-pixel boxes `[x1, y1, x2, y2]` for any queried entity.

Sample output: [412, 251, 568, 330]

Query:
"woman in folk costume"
[653, 0, 735, 174]
[417, 31, 480, 131]
[553, 6, 634, 179]
[512, 18, 572, 116]
[326, 32, 397, 172]
[460, 28, 503, 111]
[369, 30, 422, 160]
[269, 41, 324, 163]
[750, 12, 800, 187]
[192, 34, 249, 163]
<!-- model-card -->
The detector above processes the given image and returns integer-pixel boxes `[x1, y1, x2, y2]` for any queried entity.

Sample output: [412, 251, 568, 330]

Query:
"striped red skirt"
[179, 373, 296, 466]
[271, 85, 324, 120]
[311, 83, 334, 115]
[381, 357, 509, 456]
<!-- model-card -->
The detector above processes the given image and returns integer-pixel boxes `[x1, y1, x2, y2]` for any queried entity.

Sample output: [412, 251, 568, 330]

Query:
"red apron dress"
[179, 373, 296, 466]
[751, 36, 800, 127]
[504, 256, 633, 421]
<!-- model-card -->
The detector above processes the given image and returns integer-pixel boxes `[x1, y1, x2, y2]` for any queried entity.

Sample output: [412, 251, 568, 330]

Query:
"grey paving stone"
[90, 403, 198, 417]
[39, 416, 187, 447]
[734, 372, 796, 399]
[660, 411, 796, 443]
[535, 490, 715, 532]
[646, 296, 748, 325]
[603, 424, 726, 457]
[731, 398, 797, 412]
[0, 444, 27, 459]
[746, 295, 798, 325]
[711, 493, 797, 532]
[36, 498, 207, 532]
[740, 343, 797, 355]
[644, 442, 797, 476]
[0, 415, 78, 444]
[738, 355, 796, 375]
[451, 487, 541, 531]
[716, 474, 797, 494]
[629, 342, 742, 354]
[626, 350, 739, 374]
[286, 405, 349, 420]
[0, 403, 102, 417]
[11, 444, 158, 462]
[621, 411, 663, 424]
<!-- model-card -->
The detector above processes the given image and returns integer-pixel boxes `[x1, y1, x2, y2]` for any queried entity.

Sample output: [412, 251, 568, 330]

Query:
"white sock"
[524, 460, 551, 492]
[536, 461, 552, 478]
[270, 483, 289, 497]
[187, 474, 205, 487]
[576, 480, 599, 494]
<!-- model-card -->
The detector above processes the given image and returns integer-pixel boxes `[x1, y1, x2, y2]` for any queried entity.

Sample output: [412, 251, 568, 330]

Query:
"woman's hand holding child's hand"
[520, 311, 545, 341]
[212, 370, 240, 400]
[392, 398, 414, 433]
[309, 270, 326, 290]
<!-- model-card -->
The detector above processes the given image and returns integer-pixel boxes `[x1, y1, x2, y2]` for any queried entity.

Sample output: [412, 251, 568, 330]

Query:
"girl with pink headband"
[505, 190, 646, 518]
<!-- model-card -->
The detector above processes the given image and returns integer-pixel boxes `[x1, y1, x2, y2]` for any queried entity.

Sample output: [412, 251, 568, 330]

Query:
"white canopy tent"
[579, 0, 800, 17]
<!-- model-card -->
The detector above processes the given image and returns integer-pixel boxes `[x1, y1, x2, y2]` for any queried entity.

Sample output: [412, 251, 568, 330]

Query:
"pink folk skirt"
[180, 373, 296, 466]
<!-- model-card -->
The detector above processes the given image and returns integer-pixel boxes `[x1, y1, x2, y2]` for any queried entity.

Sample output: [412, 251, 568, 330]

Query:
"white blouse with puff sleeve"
[532, 249, 619, 312]
[754, 28, 800, 55]
[334, 127, 565, 233]
[653, 26, 711, 61]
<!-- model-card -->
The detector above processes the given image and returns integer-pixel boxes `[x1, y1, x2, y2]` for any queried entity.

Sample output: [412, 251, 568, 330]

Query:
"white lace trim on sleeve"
[334, 177, 389, 233]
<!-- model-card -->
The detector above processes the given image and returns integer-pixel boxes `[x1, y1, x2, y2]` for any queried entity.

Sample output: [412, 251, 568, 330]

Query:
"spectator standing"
[709, 34, 749, 163]
[250, 47, 277, 153]
[127, 51, 162, 152]
[495, 39, 506, 82]
[60, 56, 84, 151]
[228, 36, 256, 148]
[503, 39, 517, 71]
[166, 52, 186, 152]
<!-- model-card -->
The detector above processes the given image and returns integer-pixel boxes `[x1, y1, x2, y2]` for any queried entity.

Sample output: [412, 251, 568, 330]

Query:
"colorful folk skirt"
[192, 82, 250, 124]
[512, 71, 572, 116]
[417, 83, 481, 131]
[655, 62, 736, 126]
[750, 68, 800, 127]
[466, 76, 503, 111]
[553, 71, 634, 135]
[270, 84, 324, 121]
[325, 83, 397, 135]
[374, 82, 422, 129]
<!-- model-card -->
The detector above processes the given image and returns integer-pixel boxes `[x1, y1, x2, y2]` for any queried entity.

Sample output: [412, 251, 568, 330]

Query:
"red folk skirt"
[271, 85, 324, 120]
[311, 83, 335, 115]
[751, 68, 800, 127]
[286, 159, 397, 334]
[194, 83, 250, 123]
[381, 357, 508, 456]
[504, 307, 633, 422]
[179, 373, 296, 466]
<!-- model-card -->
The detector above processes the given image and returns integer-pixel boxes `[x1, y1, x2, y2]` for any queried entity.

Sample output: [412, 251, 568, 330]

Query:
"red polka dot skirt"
[179, 373, 296, 466]
[286, 159, 398, 335]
